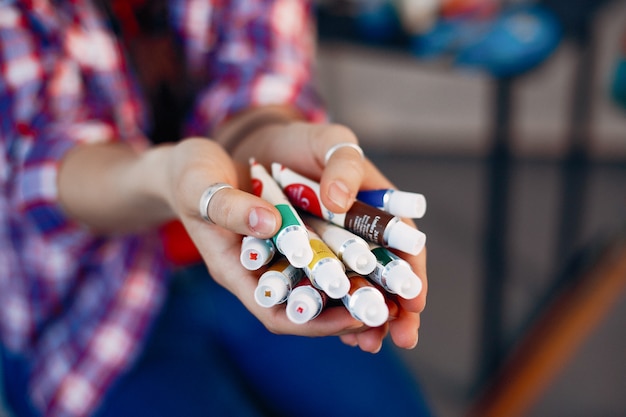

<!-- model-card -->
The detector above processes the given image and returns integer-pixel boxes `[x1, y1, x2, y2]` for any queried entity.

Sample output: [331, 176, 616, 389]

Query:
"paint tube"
[303, 226, 351, 299]
[357, 189, 426, 219]
[240, 236, 276, 270]
[342, 272, 389, 327]
[250, 159, 313, 267]
[254, 257, 304, 307]
[303, 214, 376, 275]
[271, 163, 426, 256]
[285, 277, 328, 324]
[369, 244, 422, 299]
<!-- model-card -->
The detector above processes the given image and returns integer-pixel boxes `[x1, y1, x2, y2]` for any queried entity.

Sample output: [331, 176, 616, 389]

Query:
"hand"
[57, 118, 426, 352]
[165, 138, 372, 343]
[228, 121, 428, 352]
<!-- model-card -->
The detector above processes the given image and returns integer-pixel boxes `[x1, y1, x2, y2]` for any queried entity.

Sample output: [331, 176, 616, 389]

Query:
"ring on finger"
[324, 143, 364, 166]
[198, 182, 234, 224]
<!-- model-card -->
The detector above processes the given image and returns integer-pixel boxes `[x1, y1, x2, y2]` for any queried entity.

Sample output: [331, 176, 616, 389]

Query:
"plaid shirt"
[0, 1, 325, 416]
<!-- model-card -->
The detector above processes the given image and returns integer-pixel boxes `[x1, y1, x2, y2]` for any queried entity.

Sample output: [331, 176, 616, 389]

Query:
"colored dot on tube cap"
[388, 190, 427, 219]
[286, 287, 321, 324]
[313, 261, 350, 299]
[254, 274, 288, 308]
[386, 264, 422, 299]
[386, 221, 426, 255]
[240, 237, 275, 271]
[277, 228, 313, 268]
[342, 244, 377, 275]
[351, 289, 389, 327]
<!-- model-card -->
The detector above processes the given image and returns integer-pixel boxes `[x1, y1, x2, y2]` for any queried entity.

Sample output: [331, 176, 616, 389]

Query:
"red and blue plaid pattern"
[0, 1, 325, 416]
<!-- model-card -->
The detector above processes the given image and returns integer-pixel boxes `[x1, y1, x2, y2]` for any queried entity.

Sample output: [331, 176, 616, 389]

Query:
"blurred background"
[313, 0, 626, 416]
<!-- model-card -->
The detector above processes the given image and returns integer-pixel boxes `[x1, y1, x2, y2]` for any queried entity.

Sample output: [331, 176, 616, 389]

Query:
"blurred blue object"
[410, 17, 492, 59]
[456, 5, 562, 77]
[610, 57, 626, 109]
[355, 0, 402, 44]
[412, 4, 563, 77]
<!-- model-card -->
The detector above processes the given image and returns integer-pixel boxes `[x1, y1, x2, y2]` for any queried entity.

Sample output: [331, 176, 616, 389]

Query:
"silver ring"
[198, 183, 233, 224]
[324, 143, 364, 166]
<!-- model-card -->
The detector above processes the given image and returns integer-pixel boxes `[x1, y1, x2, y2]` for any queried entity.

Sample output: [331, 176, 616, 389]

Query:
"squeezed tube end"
[351, 290, 388, 327]
[277, 229, 313, 268]
[342, 245, 377, 275]
[254, 274, 288, 307]
[286, 288, 321, 324]
[388, 191, 427, 219]
[240, 237, 275, 270]
[386, 265, 422, 299]
[386, 221, 426, 255]
[313, 261, 350, 299]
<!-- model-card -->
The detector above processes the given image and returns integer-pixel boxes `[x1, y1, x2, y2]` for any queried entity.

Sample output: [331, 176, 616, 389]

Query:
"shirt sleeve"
[170, 0, 329, 136]
[1, 6, 169, 416]
[1, 3, 149, 236]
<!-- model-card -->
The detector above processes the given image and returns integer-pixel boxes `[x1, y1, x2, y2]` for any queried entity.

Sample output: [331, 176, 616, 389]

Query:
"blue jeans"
[3, 264, 432, 417]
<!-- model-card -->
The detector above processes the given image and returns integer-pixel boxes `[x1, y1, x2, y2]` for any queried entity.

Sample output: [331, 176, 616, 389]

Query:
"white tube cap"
[276, 228, 313, 268]
[240, 237, 275, 270]
[349, 289, 389, 327]
[388, 190, 427, 219]
[385, 264, 422, 299]
[386, 221, 426, 255]
[312, 261, 350, 299]
[254, 273, 288, 307]
[342, 244, 377, 275]
[286, 287, 322, 324]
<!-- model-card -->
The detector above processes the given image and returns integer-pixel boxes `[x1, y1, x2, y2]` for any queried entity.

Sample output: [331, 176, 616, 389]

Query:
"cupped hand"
[230, 122, 429, 351]
[165, 137, 376, 347]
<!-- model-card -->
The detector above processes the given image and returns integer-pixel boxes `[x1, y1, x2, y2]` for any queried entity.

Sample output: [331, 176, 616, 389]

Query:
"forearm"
[57, 141, 176, 234]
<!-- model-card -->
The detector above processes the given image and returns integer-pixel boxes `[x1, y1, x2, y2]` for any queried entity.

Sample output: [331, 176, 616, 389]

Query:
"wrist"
[216, 106, 302, 158]
[129, 143, 178, 222]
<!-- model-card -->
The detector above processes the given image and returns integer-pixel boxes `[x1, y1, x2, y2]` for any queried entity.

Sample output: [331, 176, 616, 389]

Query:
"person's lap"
[4, 264, 432, 417]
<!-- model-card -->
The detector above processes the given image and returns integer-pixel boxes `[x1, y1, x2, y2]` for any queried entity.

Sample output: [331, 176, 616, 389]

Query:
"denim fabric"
[0, 350, 14, 417]
[3, 264, 432, 417]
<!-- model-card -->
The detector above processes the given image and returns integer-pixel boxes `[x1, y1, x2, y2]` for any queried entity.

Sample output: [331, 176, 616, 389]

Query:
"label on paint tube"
[343, 200, 393, 246]
[304, 230, 350, 299]
[308, 238, 336, 262]
[284, 184, 394, 245]
[250, 160, 313, 267]
[371, 246, 395, 265]
[274, 163, 388, 244]
[282, 182, 325, 218]
[251, 168, 302, 232]
[273, 163, 425, 255]
[275, 204, 301, 229]
[275, 163, 346, 224]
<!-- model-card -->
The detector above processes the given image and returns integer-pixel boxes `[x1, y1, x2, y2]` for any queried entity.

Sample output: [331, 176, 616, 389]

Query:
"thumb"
[170, 138, 281, 238]
[199, 185, 281, 238]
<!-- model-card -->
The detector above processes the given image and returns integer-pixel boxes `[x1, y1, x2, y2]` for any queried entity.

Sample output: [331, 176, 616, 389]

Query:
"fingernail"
[345, 339, 358, 348]
[249, 207, 277, 235]
[408, 333, 419, 350]
[327, 181, 351, 210]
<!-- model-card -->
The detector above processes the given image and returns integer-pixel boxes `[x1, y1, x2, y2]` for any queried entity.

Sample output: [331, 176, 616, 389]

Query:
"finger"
[389, 309, 420, 349]
[319, 153, 364, 213]
[305, 125, 365, 213]
[354, 324, 388, 353]
[339, 333, 359, 347]
[359, 159, 395, 190]
[258, 303, 364, 338]
[386, 295, 401, 320]
[201, 186, 281, 238]
[396, 245, 428, 313]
